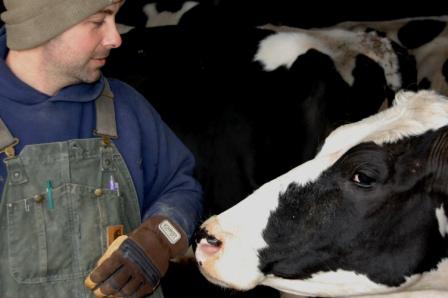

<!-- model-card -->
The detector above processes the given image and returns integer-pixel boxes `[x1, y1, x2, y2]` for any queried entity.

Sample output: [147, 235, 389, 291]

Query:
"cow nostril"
[195, 227, 222, 246]
[206, 235, 222, 247]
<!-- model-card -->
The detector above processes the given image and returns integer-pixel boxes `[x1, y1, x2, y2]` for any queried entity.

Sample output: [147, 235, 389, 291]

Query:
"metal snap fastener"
[94, 188, 103, 197]
[33, 194, 44, 203]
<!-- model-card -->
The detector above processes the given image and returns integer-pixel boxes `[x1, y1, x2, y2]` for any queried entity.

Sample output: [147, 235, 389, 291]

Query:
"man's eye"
[92, 20, 105, 27]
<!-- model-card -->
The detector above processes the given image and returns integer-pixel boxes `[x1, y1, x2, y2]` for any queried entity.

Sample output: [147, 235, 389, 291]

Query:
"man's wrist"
[129, 215, 189, 276]
[140, 215, 189, 257]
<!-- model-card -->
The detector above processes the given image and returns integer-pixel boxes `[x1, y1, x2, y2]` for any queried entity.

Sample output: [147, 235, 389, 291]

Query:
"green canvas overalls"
[0, 81, 163, 298]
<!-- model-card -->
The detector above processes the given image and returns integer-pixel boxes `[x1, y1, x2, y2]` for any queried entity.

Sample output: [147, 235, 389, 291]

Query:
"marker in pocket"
[109, 175, 115, 190]
[109, 175, 120, 195]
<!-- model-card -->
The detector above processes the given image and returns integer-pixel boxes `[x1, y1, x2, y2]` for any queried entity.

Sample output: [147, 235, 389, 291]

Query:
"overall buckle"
[0, 138, 19, 158]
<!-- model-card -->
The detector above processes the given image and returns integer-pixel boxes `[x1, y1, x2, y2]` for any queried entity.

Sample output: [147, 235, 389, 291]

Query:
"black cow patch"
[418, 77, 432, 89]
[443, 59, 448, 83]
[391, 42, 417, 92]
[397, 19, 447, 49]
[259, 128, 448, 287]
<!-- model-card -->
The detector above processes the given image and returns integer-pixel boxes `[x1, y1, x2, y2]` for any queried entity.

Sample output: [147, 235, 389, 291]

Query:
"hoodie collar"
[0, 26, 104, 105]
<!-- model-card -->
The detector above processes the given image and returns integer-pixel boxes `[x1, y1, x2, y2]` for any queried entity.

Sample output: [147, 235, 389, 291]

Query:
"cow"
[195, 89, 448, 298]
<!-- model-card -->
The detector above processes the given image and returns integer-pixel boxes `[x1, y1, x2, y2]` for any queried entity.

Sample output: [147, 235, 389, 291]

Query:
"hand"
[85, 216, 188, 298]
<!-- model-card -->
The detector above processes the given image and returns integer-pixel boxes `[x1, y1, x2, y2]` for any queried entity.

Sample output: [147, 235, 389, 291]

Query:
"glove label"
[107, 225, 124, 246]
[158, 220, 181, 244]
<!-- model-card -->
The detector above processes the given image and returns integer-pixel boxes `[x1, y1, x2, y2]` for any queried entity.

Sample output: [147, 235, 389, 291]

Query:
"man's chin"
[80, 69, 102, 84]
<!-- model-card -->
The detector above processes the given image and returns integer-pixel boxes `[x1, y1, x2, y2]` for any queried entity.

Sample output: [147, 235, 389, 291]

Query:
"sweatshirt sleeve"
[111, 79, 203, 242]
[141, 112, 204, 241]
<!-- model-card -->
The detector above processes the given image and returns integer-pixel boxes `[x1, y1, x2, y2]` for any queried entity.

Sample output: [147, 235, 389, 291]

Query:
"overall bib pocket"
[6, 183, 125, 284]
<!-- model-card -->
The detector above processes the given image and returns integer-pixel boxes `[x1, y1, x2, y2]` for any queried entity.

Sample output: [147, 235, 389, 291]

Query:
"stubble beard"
[42, 44, 104, 86]
[74, 62, 102, 83]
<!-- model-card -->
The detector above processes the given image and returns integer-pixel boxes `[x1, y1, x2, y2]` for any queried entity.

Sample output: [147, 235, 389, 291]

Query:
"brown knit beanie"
[1, 0, 118, 50]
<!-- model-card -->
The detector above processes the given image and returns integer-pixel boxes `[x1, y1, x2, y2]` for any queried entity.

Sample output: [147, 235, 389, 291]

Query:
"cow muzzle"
[194, 215, 233, 288]
[194, 216, 224, 265]
[193, 215, 265, 290]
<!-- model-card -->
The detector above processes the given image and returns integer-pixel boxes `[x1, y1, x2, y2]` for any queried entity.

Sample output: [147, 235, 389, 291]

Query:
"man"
[0, 0, 203, 297]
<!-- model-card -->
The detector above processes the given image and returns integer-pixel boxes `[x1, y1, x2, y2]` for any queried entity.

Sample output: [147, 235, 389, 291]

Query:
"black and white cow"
[195, 90, 448, 297]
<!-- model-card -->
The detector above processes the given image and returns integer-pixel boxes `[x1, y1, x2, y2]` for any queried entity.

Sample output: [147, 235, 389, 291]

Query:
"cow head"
[195, 90, 448, 297]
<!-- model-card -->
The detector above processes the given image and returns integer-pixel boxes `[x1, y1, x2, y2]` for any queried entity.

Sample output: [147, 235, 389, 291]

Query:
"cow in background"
[195, 90, 448, 297]
[116, 0, 200, 29]
[114, 0, 448, 31]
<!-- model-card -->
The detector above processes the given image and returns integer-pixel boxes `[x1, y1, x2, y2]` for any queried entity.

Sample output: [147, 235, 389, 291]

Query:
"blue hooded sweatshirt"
[0, 26, 202, 239]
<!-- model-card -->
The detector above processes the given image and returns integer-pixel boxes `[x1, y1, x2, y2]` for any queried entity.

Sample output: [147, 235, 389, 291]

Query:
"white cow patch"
[263, 270, 419, 297]
[270, 259, 448, 297]
[277, 260, 448, 297]
[143, 1, 199, 27]
[435, 204, 448, 238]
[318, 90, 448, 157]
[282, 290, 448, 298]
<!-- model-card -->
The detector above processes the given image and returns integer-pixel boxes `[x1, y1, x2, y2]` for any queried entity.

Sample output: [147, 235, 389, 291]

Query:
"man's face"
[41, 1, 123, 84]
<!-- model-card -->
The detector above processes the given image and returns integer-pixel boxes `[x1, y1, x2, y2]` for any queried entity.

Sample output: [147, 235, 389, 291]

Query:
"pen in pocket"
[47, 180, 54, 209]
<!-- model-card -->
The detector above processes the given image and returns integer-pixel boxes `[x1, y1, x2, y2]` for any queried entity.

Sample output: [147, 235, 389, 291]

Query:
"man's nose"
[103, 23, 122, 49]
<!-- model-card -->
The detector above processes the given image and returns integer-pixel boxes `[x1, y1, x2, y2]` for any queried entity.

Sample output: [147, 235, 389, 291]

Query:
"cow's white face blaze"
[195, 90, 448, 296]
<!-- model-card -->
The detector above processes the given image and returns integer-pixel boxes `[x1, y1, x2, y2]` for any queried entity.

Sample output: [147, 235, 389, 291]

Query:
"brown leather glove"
[84, 216, 188, 298]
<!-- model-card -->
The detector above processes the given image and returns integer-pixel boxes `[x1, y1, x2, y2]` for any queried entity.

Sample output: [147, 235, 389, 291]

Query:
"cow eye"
[352, 172, 375, 188]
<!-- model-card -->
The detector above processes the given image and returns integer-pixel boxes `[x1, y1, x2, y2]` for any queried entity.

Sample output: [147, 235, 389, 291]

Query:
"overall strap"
[94, 79, 118, 145]
[0, 118, 19, 158]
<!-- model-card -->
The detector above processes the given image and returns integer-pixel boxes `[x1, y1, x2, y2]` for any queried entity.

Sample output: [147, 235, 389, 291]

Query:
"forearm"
[143, 189, 203, 241]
